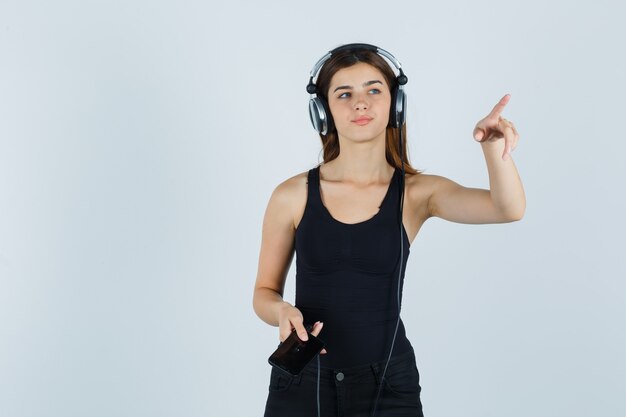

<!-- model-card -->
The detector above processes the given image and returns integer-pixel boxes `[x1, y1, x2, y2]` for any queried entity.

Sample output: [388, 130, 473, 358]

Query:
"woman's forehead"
[329, 63, 387, 87]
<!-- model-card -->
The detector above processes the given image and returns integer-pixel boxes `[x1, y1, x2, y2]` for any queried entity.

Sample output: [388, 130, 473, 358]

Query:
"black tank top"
[295, 165, 413, 369]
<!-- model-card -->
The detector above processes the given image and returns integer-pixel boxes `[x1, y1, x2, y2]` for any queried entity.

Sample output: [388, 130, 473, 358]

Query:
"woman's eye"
[369, 88, 381, 95]
[338, 92, 351, 99]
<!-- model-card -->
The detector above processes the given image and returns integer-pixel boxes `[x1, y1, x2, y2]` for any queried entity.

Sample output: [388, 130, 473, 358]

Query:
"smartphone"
[268, 329, 325, 376]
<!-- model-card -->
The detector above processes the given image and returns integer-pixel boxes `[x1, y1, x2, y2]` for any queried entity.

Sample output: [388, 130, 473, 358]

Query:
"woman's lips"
[352, 116, 373, 126]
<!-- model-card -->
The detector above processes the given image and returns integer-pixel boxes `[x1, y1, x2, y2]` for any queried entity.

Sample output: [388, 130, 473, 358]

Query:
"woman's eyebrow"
[333, 85, 352, 93]
[333, 80, 383, 93]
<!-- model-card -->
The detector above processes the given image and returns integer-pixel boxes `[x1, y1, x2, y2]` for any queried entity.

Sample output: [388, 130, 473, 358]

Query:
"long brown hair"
[315, 47, 420, 175]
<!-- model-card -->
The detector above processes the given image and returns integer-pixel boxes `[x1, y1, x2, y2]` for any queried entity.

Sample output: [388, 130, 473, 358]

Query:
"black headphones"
[306, 43, 408, 136]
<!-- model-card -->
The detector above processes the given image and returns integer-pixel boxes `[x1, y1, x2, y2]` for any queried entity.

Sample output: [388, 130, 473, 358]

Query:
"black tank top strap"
[380, 168, 399, 208]
[306, 165, 324, 212]
[307, 165, 320, 194]
[391, 167, 404, 225]
[369, 167, 401, 225]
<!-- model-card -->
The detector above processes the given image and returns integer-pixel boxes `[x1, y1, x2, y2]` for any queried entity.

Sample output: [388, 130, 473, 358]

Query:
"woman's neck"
[322, 135, 392, 183]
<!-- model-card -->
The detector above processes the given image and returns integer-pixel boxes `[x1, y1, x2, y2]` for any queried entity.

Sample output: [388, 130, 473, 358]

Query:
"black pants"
[263, 347, 424, 417]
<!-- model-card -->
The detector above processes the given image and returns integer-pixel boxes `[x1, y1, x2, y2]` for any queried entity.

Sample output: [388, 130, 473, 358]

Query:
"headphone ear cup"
[390, 86, 407, 128]
[309, 96, 333, 135]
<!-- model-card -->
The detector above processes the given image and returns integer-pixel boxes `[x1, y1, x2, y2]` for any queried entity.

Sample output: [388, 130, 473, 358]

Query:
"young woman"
[253, 44, 525, 417]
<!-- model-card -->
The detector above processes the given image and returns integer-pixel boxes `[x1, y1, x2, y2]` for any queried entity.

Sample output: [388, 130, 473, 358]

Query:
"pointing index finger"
[488, 94, 511, 119]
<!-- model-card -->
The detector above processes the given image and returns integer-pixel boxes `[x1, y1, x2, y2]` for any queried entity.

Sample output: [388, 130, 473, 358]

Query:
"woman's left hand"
[473, 94, 520, 160]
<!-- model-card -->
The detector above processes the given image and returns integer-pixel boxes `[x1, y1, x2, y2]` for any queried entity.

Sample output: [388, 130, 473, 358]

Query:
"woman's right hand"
[278, 302, 327, 354]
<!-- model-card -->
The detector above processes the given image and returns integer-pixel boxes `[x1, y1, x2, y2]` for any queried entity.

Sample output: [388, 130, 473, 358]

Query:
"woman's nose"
[354, 95, 369, 111]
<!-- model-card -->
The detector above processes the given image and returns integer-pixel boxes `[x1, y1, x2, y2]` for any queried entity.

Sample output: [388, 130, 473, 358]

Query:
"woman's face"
[327, 62, 391, 143]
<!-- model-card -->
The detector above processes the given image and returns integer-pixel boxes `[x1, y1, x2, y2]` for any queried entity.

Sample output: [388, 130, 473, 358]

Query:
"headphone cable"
[316, 354, 321, 417]
[371, 126, 406, 417]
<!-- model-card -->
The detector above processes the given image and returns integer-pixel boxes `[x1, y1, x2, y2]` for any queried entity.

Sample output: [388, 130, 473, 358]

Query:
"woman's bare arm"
[427, 94, 526, 224]
[252, 175, 321, 344]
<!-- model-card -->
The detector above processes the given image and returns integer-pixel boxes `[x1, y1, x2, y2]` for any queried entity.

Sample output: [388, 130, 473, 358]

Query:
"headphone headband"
[307, 43, 407, 94]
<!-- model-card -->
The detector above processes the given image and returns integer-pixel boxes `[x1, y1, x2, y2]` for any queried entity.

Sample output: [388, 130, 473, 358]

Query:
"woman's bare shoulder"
[404, 171, 439, 194]
[402, 172, 447, 217]
[271, 170, 309, 201]
[404, 171, 453, 192]
[266, 170, 310, 230]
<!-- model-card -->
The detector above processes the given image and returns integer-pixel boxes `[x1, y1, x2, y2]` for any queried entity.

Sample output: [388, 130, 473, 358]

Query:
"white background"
[1, 1, 624, 416]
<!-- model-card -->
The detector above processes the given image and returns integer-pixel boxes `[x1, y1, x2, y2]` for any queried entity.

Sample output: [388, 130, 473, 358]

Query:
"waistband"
[299, 347, 416, 381]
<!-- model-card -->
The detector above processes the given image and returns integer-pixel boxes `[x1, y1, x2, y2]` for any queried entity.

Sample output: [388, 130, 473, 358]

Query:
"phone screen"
[268, 330, 325, 376]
